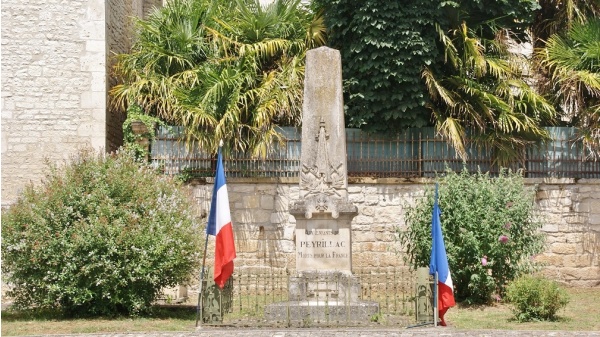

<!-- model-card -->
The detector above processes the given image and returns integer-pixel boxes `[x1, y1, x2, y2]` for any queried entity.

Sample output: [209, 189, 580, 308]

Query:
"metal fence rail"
[150, 127, 600, 179]
[200, 268, 418, 328]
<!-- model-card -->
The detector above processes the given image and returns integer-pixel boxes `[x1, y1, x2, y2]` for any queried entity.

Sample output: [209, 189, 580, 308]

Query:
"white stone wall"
[191, 178, 600, 287]
[1, 0, 162, 206]
[1, 0, 106, 205]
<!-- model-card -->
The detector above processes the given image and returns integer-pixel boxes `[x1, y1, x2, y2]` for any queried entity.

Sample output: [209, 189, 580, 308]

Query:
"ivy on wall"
[313, 0, 439, 133]
[313, 0, 540, 134]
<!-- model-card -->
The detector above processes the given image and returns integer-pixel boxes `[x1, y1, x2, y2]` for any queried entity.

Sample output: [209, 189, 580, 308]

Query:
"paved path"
[194, 328, 599, 336]
[24, 329, 600, 337]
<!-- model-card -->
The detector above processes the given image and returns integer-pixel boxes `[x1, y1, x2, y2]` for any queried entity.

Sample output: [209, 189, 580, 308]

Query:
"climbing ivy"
[313, 0, 439, 133]
[313, 0, 540, 134]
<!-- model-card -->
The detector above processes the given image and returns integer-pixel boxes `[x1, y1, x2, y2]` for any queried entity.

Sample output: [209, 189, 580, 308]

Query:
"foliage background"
[505, 274, 570, 322]
[314, 0, 600, 161]
[312, 0, 542, 134]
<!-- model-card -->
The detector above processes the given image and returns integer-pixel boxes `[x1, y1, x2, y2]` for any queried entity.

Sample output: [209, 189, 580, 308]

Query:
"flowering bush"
[1, 148, 201, 316]
[397, 168, 545, 304]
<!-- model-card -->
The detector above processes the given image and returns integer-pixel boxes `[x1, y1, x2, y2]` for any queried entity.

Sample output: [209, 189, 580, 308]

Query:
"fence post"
[418, 131, 423, 177]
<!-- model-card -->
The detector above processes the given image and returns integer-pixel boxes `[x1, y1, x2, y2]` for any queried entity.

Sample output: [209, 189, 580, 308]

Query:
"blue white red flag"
[429, 184, 455, 326]
[206, 147, 236, 289]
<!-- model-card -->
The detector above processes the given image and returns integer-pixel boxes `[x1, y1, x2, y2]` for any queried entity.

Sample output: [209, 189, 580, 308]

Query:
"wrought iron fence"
[151, 126, 301, 178]
[150, 126, 600, 179]
[199, 267, 419, 328]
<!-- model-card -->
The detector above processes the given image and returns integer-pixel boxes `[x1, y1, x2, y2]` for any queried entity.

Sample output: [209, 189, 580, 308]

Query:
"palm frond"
[435, 23, 460, 70]
[436, 117, 468, 160]
[422, 68, 457, 108]
[485, 57, 512, 80]
[459, 22, 486, 77]
[425, 18, 558, 167]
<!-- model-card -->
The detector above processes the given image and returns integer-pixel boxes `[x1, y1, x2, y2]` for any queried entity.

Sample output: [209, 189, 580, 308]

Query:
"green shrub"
[1, 148, 202, 317]
[397, 167, 545, 304]
[505, 275, 569, 322]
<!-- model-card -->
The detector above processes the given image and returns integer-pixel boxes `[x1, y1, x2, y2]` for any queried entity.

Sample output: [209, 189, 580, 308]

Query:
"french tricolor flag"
[429, 184, 455, 326]
[206, 146, 236, 289]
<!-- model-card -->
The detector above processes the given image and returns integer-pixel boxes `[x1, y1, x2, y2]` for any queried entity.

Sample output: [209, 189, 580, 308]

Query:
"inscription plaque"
[294, 213, 353, 272]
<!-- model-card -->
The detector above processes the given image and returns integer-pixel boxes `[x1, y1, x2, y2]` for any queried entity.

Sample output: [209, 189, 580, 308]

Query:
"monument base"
[265, 300, 380, 323]
[289, 271, 360, 302]
[265, 271, 379, 323]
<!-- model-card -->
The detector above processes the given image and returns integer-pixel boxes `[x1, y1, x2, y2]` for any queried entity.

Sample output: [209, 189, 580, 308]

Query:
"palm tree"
[423, 22, 556, 167]
[111, 0, 326, 156]
[537, 18, 600, 159]
[111, 0, 216, 144]
[188, 0, 326, 156]
[532, 0, 600, 48]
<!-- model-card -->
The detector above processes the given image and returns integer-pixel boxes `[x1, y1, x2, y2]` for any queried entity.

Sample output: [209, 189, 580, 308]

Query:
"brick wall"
[190, 178, 600, 287]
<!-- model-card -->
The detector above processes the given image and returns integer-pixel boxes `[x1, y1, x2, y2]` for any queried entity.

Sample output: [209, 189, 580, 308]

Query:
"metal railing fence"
[150, 127, 599, 179]
[200, 267, 418, 328]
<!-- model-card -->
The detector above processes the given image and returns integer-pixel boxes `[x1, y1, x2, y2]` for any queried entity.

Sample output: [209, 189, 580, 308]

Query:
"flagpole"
[433, 184, 439, 327]
[195, 231, 210, 327]
[196, 139, 223, 327]
[434, 271, 438, 327]
[196, 140, 224, 327]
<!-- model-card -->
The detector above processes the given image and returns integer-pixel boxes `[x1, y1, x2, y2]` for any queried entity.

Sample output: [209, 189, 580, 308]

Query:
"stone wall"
[534, 179, 600, 286]
[1, 0, 162, 206]
[105, 0, 162, 152]
[1, 0, 107, 205]
[190, 178, 600, 287]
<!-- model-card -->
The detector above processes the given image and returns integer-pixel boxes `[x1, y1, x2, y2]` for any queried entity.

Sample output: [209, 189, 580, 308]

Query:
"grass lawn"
[1, 305, 199, 336]
[446, 287, 600, 331]
[2, 287, 599, 335]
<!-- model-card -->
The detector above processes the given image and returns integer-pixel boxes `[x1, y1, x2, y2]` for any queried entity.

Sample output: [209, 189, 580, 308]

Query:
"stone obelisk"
[265, 47, 378, 323]
[290, 46, 357, 274]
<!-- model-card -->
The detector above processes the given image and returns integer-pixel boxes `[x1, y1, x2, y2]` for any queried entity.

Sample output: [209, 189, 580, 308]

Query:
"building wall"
[535, 179, 600, 286]
[1, 0, 161, 206]
[106, 0, 162, 152]
[190, 178, 600, 287]
[1, 0, 107, 206]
